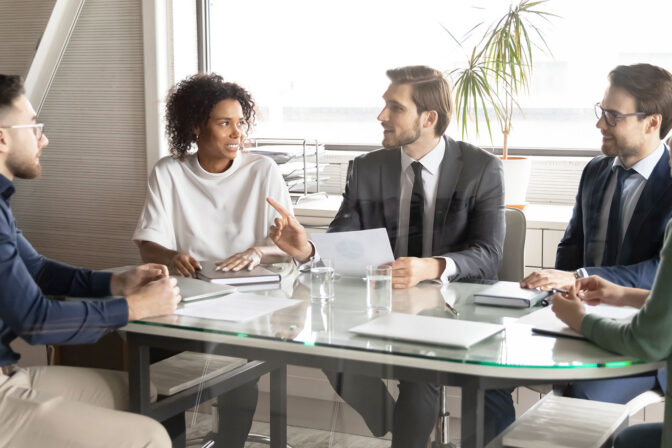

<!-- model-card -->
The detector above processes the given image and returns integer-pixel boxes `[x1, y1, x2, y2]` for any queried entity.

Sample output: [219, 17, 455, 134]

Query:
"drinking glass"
[366, 265, 392, 314]
[310, 258, 335, 302]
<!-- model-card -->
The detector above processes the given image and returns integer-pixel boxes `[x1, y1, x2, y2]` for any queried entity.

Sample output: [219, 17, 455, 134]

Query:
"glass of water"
[310, 258, 335, 302]
[366, 265, 392, 314]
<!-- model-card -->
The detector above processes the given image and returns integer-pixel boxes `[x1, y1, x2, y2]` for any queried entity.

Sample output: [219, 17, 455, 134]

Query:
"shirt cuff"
[105, 297, 130, 325]
[292, 241, 318, 270]
[435, 256, 458, 283]
[91, 271, 113, 297]
[576, 268, 589, 279]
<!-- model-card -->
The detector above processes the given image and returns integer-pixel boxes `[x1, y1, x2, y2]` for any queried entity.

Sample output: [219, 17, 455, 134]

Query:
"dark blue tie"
[602, 166, 634, 266]
[408, 162, 424, 257]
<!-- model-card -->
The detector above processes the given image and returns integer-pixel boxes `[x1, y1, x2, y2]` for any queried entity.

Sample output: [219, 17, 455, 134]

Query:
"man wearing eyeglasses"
[520, 63, 672, 407]
[0, 74, 182, 446]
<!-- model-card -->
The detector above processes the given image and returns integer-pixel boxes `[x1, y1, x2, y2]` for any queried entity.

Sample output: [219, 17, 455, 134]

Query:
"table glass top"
[131, 264, 645, 370]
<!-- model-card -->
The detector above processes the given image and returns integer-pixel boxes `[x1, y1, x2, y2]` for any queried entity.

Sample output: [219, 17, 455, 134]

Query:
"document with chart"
[311, 228, 395, 276]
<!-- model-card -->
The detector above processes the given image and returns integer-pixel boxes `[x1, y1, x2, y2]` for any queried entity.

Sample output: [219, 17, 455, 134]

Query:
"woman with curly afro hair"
[133, 73, 293, 278]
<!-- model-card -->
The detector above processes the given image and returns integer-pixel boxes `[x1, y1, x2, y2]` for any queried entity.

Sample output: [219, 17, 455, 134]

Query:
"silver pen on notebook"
[445, 301, 460, 317]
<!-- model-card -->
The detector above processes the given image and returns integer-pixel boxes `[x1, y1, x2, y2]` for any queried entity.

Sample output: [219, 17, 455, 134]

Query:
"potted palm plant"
[448, 0, 556, 208]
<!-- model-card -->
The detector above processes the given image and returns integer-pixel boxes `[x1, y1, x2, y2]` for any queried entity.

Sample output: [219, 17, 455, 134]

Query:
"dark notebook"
[197, 261, 281, 285]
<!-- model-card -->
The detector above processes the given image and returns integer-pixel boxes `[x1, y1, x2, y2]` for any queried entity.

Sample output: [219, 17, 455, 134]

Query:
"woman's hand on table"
[216, 247, 263, 272]
[169, 252, 201, 277]
[550, 286, 586, 332]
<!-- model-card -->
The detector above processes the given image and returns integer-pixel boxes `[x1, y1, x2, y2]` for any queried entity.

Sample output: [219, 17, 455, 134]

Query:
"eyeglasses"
[594, 103, 649, 127]
[0, 123, 45, 140]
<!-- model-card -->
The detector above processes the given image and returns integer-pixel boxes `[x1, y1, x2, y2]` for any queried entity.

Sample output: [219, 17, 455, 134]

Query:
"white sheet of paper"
[175, 293, 300, 322]
[310, 228, 395, 276]
[517, 304, 638, 338]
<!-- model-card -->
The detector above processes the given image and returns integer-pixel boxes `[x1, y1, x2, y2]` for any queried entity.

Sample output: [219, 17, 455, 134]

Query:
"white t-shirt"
[133, 152, 293, 261]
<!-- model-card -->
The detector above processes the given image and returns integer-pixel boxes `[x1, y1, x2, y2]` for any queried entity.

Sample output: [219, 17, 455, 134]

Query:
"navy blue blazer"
[556, 148, 672, 289]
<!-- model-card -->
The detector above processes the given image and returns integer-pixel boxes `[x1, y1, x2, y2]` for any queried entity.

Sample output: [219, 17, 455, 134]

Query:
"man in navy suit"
[268, 66, 507, 447]
[522, 63, 672, 405]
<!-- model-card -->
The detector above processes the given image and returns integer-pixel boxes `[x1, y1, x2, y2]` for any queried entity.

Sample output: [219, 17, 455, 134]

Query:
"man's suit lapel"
[620, 149, 671, 263]
[381, 149, 401, 251]
[586, 158, 614, 244]
[432, 136, 462, 254]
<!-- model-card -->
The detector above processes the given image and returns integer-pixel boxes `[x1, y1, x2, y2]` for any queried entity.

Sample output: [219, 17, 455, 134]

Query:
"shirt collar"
[613, 141, 665, 180]
[400, 137, 445, 175]
[0, 174, 15, 202]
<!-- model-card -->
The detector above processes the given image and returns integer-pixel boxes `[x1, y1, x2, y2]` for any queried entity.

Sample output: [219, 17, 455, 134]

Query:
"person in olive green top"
[552, 215, 672, 447]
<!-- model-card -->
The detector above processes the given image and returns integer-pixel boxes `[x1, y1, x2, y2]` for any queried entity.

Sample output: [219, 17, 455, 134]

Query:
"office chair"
[433, 207, 526, 447]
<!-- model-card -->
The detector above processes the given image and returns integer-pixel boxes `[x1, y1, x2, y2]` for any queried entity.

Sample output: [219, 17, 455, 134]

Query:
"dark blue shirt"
[0, 174, 128, 366]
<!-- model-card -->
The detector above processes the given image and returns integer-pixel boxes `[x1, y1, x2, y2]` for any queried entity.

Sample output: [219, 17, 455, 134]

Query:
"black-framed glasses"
[594, 103, 649, 127]
[0, 123, 45, 140]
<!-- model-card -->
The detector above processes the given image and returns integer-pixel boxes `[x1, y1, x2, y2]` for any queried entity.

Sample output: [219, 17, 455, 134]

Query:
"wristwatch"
[573, 269, 585, 279]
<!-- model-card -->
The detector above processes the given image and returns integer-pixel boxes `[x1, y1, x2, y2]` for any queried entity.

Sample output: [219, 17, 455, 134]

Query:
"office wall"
[0, 0, 56, 77]
[9, 0, 148, 269]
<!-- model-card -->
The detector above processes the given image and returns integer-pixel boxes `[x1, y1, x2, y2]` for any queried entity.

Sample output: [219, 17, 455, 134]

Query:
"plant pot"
[500, 156, 531, 209]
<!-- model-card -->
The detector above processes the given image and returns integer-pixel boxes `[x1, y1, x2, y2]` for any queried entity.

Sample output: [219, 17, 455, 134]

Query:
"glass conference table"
[122, 265, 660, 448]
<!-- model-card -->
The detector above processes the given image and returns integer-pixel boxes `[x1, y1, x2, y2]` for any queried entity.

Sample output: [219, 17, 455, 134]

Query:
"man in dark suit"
[521, 63, 672, 405]
[268, 66, 506, 448]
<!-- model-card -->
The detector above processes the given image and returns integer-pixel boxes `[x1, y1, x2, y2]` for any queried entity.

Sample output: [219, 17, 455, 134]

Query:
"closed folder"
[473, 281, 551, 308]
[197, 261, 281, 285]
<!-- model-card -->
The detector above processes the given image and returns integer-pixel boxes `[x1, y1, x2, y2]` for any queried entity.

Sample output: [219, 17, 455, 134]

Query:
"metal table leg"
[461, 379, 485, 448]
[432, 386, 458, 448]
[270, 365, 287, 448]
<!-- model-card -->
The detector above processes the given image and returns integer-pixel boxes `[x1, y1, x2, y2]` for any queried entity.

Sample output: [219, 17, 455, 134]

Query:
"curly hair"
[165, 73, 256, 159]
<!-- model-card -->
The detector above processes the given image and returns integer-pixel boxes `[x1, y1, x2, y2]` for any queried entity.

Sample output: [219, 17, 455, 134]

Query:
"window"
[209, 0, 672, 151]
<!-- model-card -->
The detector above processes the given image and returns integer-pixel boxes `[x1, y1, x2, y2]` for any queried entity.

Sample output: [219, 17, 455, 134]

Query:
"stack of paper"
[175, 293, 300, 322]
[150, 352, 246, 396]
[502, 394, 628, 447]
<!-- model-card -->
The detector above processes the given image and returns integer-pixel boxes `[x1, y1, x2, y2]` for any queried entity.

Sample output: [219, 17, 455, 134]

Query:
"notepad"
[197, 261, 281, 285]
[502, 394, 628, 448]
[473, 281, 551, 308]
[150, 352, 246, 396]
[516, 304, 638, 339]
[175, 276, 236, 302]
[349, 313, 504, 349]
[175, 293, 300, 322]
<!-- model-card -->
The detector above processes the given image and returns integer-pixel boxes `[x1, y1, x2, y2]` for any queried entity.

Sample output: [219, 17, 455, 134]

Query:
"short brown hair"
[609, 64, 672, 139]
[386, 66, 453, 136]
[0, 75, 25, 117]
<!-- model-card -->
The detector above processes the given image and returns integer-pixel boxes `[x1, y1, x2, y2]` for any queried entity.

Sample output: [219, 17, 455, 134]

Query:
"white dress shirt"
[395, 138, 458, 281]
[586, 142, 666, 267]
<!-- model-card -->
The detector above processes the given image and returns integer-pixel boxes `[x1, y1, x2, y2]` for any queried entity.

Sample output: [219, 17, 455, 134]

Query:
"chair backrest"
[498, 207, 526, 282]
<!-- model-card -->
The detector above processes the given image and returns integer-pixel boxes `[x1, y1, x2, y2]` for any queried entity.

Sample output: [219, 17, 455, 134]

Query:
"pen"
[445, 301, 460, 317]
[540, 288, 569, 306]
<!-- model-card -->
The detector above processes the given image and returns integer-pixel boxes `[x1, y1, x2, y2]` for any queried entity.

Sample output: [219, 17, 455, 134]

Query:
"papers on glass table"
[175, 293, 300, 322]
[310, 228, 395, 276]
[516, 303, 638, 339]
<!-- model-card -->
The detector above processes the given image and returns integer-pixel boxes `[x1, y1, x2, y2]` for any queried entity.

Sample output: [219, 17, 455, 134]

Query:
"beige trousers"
[0, 366, 169, 448]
